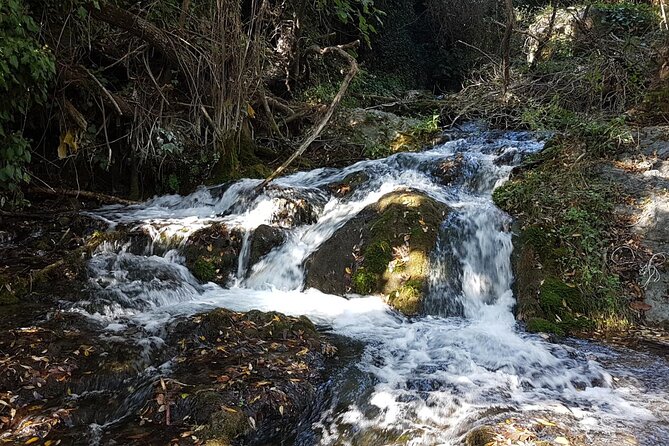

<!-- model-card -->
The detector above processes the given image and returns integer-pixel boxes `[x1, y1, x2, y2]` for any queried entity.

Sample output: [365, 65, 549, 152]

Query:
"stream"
[76, 128, 669, 445]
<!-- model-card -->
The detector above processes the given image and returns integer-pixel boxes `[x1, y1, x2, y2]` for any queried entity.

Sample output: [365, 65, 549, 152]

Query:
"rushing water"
[81, 128, 669, 445]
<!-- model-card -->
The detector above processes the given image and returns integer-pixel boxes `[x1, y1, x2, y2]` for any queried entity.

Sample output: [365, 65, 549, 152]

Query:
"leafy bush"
[493, 136, 628, 329]
[315, 0, 385, 45]
[592, 2, 658, 35]
[0, 0, 55, 206]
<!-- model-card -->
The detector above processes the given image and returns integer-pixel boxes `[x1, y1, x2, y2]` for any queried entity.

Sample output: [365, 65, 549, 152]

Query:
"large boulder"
[151, 309, 333, 445]
[304, 190, 448, 316]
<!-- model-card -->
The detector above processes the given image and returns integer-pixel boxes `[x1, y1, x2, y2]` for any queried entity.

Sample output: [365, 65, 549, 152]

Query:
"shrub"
[0, 0, 55, 207]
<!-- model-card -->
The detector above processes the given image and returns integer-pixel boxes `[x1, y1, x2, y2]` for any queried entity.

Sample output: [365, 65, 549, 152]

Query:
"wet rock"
[494, 148, 521, 166]
[430, 153, 466, 186]
[264, 186, 327, 228]
[465, 426, 495, 446]
[182, 223, 243, 284]
[140, 309, 333, 445]
[326, 171, 370, 197]
[0, 312, 150, 443]
[305, 189, 448, 316]
[248, 224, 286, 267]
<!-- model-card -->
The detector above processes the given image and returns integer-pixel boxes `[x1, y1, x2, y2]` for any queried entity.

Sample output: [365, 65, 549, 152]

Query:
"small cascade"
[75, 129, 669, 445]
[235, 229, 252, 282]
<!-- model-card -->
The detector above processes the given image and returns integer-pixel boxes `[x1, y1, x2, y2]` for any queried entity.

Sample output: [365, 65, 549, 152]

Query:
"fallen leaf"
[535, 418, 556, 427]
[630, 301, 652, 311]
[555, 437, 570, 445]
[296, 347, 309, 356]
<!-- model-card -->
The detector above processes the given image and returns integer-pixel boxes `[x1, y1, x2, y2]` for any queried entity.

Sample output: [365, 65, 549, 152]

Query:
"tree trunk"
[502, 0, 515, 98]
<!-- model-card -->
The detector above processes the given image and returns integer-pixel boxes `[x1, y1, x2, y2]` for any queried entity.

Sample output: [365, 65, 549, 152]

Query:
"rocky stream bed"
[2, 127, 669, 446]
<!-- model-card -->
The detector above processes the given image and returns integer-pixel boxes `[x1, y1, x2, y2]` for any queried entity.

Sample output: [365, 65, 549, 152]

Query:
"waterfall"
[79, 129, 667, 445]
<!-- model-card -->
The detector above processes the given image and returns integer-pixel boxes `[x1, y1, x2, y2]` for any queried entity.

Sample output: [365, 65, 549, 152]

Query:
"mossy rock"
[526, 317, 565, 336]
[205, 409, 249, 441]
[0, 275, 28, 305]
[305, 189, 448, 316]
[182, 223, 243, 285]
[539, 277, 586, 316]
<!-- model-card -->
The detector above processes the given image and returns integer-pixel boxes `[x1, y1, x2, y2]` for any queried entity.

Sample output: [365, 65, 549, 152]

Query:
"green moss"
[0, 275, 28, 305]
[498, 136, 631, 332]
[363, 241, 393, 274]
[192, 258, 216, 282]
[526, 318, 565, 336]
[539, 277, 585, 316]
[205, 408, 248, 441]
[352, 269, 380, 295]
[388, 279, 423, 316]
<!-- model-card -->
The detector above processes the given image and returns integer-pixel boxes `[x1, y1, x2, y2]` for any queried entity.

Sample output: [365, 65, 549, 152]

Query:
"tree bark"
[502, 0, 515, 97]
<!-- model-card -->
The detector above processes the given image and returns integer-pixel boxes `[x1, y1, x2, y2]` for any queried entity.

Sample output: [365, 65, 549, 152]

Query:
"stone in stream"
[264, 185, 327, 229]
[182, 223, 244, 284]
[248, 224, 286, 268]
[148, 309, 333, 445]
[305, 189, 448, 316]
[0, 311, 151, 443]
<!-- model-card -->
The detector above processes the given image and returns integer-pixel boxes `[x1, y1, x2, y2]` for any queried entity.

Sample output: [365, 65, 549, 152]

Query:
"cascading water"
[80, 128, 669, 445]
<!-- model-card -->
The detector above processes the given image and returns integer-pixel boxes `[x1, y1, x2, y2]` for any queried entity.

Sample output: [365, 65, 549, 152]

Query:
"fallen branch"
[62, 66, 134, 116]
[259, 92, 284, 139]
[255, 41, 360, 192]
[88, 2, 182, 66]
[28, 187, 139, 206]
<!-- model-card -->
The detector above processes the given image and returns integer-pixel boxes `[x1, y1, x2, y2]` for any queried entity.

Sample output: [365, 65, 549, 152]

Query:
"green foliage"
[301, 83, 340, 105]
[592, 2, 658, 35]
[494, 137, 628, 330]
[0, 0, 55, 206]
[412, 113, 440, 137]
[349, 69, 409, 98]
[574, 116, 633, 157]
[315, 0, 385, 46]
[521, 96, 579, 131]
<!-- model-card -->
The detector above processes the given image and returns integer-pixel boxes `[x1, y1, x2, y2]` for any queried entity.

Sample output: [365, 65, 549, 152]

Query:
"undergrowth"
[493, 132, 632, 333]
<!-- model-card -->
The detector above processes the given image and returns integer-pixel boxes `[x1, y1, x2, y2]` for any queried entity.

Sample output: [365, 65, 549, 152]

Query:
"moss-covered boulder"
[511, 224, 594, 336]
[182, 223, 243, 284]
[150, 309, 333, 445]
[304, 189, 448, 316]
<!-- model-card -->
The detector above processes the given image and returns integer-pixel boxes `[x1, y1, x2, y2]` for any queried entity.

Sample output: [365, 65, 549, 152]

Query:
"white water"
[82, 130, 668, 445]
